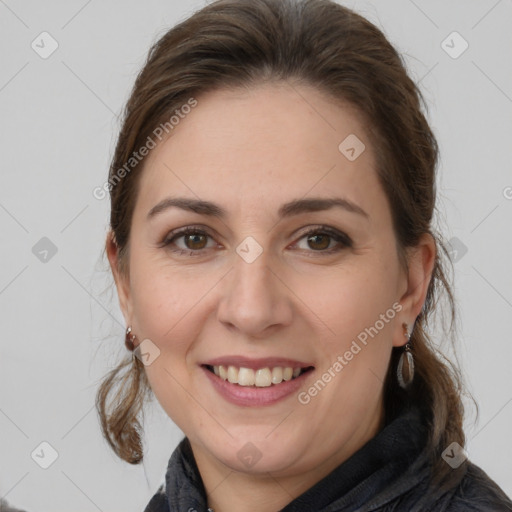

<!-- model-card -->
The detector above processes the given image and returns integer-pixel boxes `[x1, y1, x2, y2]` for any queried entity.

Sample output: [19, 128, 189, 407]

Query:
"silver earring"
[397, 322, 414, 389]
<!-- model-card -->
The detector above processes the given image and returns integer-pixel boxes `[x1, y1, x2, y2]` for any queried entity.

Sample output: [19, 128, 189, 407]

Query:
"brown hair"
[96, 0, 474, 487]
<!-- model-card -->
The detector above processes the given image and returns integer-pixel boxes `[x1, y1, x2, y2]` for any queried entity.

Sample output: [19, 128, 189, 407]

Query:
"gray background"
[1, 0, 511, 510]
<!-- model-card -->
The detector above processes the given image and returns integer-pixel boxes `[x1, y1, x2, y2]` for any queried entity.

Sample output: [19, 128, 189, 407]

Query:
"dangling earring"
[125, 326, 137, 352]
[397, 322, 414, 389]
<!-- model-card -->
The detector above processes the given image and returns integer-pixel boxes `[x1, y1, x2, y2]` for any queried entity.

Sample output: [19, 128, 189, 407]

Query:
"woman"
[96, 0, 512, 510]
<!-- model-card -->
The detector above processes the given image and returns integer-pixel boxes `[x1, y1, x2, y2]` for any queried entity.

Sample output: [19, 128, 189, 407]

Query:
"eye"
[293, 226, 352, 253]
[161, 227, 217, 254]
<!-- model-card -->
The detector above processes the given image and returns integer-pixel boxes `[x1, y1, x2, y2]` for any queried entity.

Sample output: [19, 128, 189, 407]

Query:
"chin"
[206, 434, 306, 475]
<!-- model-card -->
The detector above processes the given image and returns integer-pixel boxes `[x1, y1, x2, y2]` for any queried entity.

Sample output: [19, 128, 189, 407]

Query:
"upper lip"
[202, 356, 314, 370]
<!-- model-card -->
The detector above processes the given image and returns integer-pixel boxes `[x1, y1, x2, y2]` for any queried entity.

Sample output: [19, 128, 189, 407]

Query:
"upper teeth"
[212, 365, 302, 387]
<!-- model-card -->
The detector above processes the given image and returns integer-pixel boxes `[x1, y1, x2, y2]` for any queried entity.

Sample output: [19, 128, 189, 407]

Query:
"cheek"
[301, 263, 397, 339]
[298, 263, 397, 397]
[130, 265, 208, 429]
[129, 247, 213, 342]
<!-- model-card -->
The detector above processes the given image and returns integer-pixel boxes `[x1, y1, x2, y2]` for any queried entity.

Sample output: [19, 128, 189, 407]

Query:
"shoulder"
[390, 458, 512, 512]
[142, 483, 169, 512]
[443, 461, 512, 512]
[0, 499, 28, 512]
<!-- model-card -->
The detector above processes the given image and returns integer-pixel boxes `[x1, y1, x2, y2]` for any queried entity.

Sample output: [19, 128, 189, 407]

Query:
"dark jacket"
[143, 403, 512, 511]
[0, 499, 26, 512]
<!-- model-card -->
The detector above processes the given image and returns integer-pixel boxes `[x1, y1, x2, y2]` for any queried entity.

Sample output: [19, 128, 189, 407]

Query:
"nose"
[216, 247, 293, 338]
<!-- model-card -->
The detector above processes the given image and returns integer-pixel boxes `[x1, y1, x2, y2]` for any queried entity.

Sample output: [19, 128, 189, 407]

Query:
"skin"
[107, 81, 436, 512]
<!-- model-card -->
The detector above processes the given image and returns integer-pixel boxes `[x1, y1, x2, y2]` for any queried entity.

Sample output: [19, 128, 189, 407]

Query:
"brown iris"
[307, 233, 330, 250]
[185, 233, 208, 250]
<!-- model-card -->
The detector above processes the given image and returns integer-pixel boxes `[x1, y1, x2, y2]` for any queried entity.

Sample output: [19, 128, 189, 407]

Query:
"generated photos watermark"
[298, 301, 403, 404]
[93, 97, 198, 200]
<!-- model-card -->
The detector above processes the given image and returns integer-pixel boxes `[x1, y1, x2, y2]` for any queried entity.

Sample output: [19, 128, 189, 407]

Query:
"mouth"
[202, 364, 315, 387]
[200, 356, 315, 406]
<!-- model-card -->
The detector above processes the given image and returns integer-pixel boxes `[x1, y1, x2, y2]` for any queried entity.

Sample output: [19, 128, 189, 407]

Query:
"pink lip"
[202, 356, 313, 370]
[201, 365, 314, 407]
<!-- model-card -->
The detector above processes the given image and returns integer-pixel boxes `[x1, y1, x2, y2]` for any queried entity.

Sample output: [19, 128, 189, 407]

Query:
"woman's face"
[109, 82, 432, 481]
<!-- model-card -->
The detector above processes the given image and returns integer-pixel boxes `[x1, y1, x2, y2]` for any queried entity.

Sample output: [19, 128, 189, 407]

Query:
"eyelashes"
[160, 225, 353, 257]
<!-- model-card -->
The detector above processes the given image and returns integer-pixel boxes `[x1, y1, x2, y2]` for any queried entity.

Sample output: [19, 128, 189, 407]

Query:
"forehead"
[135, 83, 387, 224]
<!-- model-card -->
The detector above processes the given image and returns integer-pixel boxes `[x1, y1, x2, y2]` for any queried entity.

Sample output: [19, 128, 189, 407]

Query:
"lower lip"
[201, 366, 312, 407]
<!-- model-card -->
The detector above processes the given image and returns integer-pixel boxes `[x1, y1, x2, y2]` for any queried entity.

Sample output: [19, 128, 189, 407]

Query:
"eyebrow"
[147, 196, 369, 221]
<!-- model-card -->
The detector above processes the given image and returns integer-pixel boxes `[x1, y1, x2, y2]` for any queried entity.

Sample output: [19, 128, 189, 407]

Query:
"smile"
[201, 359, 315, 407]
[204, 364, 314, 387]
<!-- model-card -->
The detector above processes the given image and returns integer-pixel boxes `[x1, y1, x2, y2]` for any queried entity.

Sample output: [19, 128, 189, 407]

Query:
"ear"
[106, 231, 133, 324]
[393, 233, 437, 347]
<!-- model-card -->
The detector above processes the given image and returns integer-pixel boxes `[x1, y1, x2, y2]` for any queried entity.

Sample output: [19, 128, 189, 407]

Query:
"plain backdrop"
[0, 0, 511, 510]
